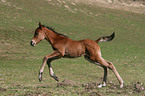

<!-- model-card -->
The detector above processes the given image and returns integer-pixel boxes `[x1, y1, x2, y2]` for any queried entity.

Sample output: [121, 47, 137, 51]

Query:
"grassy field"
[0, 0, 145, 95]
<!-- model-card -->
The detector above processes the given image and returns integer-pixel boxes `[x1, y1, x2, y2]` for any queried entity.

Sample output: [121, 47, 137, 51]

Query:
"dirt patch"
[133, 82, 144, 93]
[3, 80, 144, 95]
[82, 82, 99, 91]
[0, 88, 6, 92]
[71, 0, 145, 14]
[45, 0, 145, 14]
[57, 79, 79, 87]
[57, 80, 145, 95]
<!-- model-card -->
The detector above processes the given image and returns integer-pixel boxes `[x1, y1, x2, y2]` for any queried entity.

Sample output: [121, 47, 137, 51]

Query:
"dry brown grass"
[70, 0, 145, 14]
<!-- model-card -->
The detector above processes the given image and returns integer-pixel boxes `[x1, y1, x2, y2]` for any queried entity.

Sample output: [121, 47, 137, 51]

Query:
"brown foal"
[30, 22, 124, 88]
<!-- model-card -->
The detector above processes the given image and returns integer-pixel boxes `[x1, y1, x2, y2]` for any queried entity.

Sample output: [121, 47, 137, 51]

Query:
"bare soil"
[0, 88, 6, 92]
[71, 0, 145, 14]
[57, 79, 145, 95]
[57, 79, 79, 87]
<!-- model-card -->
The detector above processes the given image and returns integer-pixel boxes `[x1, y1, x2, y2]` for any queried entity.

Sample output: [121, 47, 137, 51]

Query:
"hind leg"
[84, 55, 124, 88]
[84, 56, 108, 87]
[98, 66, 107, 88]
[98, 58, 124, 88]
[106, 60, 124, 88]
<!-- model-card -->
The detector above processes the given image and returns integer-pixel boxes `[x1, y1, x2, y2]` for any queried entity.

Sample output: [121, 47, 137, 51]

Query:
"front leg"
[39, 72, 43, 82]
[39, 57, 47, 82]
[48, 64, 59, 81]
[38, 51, 61, 82]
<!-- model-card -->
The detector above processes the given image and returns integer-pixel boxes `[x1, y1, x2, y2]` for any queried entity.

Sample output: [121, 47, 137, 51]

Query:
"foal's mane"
[42, 25, 68, 37]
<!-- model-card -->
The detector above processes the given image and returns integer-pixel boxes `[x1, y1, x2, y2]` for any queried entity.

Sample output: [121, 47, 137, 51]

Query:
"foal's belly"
[64, 50, 85, 58]
[64, 42, 85, 58]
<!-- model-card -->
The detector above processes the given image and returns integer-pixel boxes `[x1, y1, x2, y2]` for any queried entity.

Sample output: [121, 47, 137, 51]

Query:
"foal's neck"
[44, 29, 57, 44]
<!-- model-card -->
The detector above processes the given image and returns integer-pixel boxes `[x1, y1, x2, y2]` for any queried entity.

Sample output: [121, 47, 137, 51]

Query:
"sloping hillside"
[73, 0, 145, 14]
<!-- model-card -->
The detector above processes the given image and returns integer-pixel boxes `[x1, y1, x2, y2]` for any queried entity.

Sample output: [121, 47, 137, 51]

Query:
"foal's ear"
[39, 22, 43, 30]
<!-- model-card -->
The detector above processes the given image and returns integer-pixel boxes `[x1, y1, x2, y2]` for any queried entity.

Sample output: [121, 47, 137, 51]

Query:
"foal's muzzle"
[30, 40, 36, 46]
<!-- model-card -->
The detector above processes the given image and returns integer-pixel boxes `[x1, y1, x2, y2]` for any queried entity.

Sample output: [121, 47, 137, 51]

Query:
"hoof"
[120, 83, 124, 88]
[98, 84, 106, 88]
[39, 77, 42, 82]
[53, 76, 59, 82]
[39, 73, 43, 82]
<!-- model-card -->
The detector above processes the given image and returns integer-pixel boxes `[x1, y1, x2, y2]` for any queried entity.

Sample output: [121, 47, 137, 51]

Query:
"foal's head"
[30, 22, 46, 46]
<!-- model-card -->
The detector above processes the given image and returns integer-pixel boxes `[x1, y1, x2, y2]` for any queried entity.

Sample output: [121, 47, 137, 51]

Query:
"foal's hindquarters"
[83, 39, 124, 88]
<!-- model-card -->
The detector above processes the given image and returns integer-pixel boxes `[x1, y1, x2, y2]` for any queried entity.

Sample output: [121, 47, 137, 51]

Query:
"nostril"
[30, 41, 34, 46]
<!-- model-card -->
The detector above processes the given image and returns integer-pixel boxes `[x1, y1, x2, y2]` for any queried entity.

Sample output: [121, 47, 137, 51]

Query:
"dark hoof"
[39, 73, 43, 82]
[39, 77, 42, 82]
[53, 76, 59, 82]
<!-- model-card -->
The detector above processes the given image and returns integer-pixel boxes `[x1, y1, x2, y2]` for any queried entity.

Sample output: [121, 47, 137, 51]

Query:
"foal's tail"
[95, 32, 115, 43]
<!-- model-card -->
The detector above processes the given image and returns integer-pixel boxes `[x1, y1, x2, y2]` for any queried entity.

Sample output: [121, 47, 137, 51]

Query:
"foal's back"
[64, 38, 100, 58]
